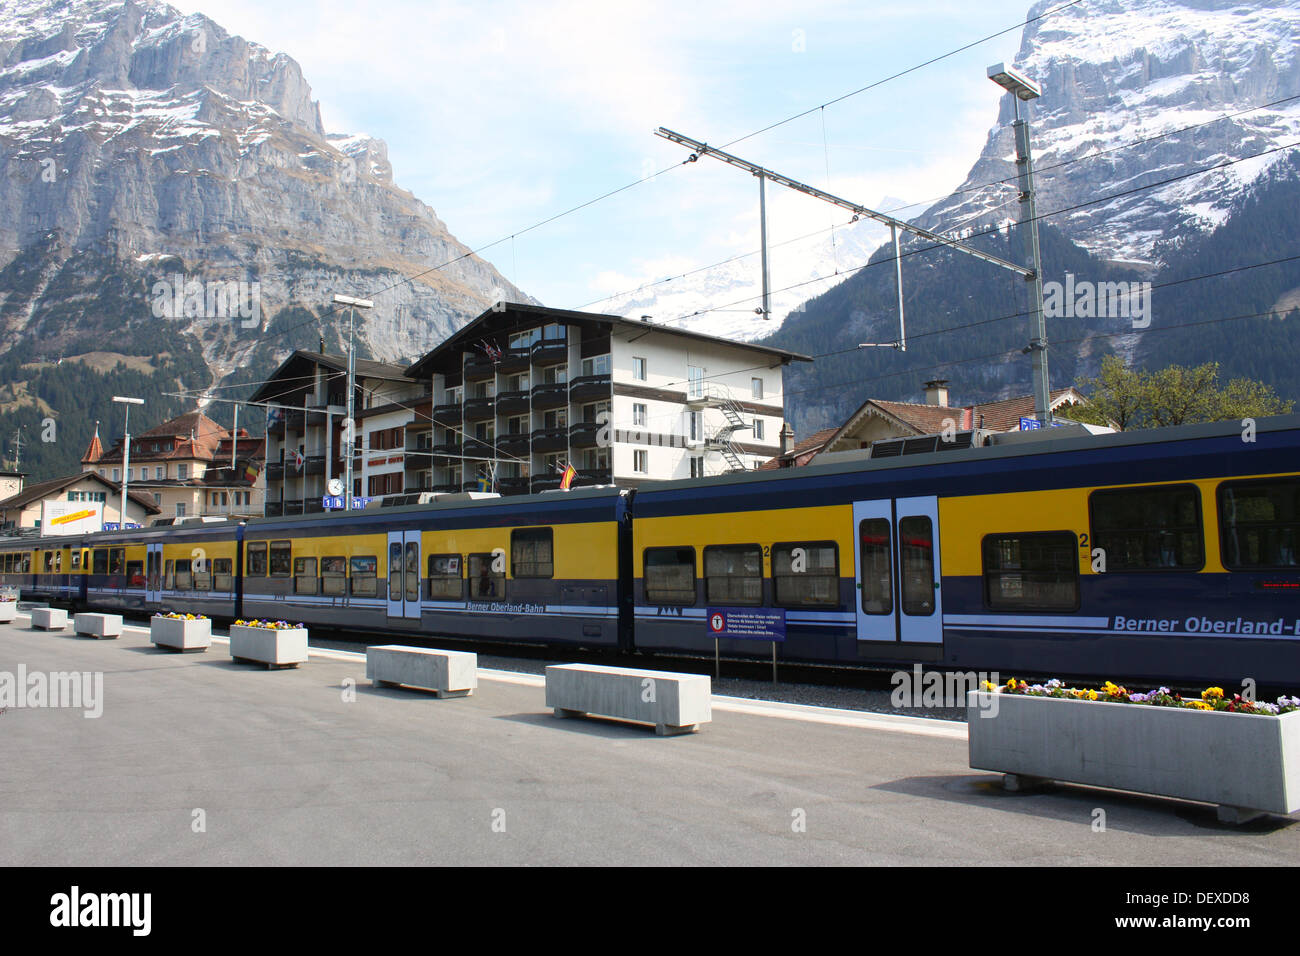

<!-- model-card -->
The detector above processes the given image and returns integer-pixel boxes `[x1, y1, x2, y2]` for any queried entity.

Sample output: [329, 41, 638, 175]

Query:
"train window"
[899, 517, 936, 616]
[1219, 478, 1300, 569]
[42, 552, 53, 573]
[644, 547, 696, 605]
[1, 553, 9, 573]
[269, 541, 292, 577]
[388, 542, 403, 600]
[1090, 484, 1203, 571]
[350, 556, 378, 596]
[164, 559, 174, 590]
[193, 557, 211, 591]
[427, 554, 462, 600]
[71, 551, 81, 570]
[321, 556, 346, 596]
[511, 528, 553, 578]
[175, 558, 192, 591]
[468, 553, 505, 601]
[54, 552, 63, 573]
[983, 532, 1079, 611]
[773, 542, 839, 607]
[213, 558, 233, 592]
[294, 557, 318, 595]
[93, 550, 108, 575]
[859, 520, 893, 615]
[247, 543, 268, 576]
[127, 561, 145, 588]
[109, 548, 125, 576]
[703, 545, 762, 606]
[22, 553, 30, 573]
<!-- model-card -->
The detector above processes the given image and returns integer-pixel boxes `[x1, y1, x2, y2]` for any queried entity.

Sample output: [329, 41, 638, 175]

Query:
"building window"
[704, 544, 762, 605]
[687, 366, 704, 399]
[644, 547, 695, 605]
[176, 503, 185, 517]
[689, 411, 701, 442]
[983, 532, 1079, 610]
[634, 449, 648, 473]
[773, 542, 838, 607]
[633, 357, 647, 381]
[632, 403, 647, 427]
[689, 456, 704, 479]
[753, 419, 765, 441]
[112, 468, 120, 482]
[178, 464, 189, 480]
[511, 528, 554, 578]
[153, 494, 161, 505]
[581, 354, 611, 377]
[1218, 478, 1300, 569]
[156, 467, 164, 479]
[1089, 484, 1203, 570]
[752, 377, 764, 400]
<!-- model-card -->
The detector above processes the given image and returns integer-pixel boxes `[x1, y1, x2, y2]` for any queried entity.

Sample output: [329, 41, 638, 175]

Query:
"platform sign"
[707, 607, 786, 641]
[43, 502, 104, 535]
[1019, 417, 1042, 431]
[323, 496, 372, 510]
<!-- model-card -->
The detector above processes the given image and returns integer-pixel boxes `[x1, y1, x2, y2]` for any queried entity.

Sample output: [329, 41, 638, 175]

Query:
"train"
[3, 413, 1298, 687]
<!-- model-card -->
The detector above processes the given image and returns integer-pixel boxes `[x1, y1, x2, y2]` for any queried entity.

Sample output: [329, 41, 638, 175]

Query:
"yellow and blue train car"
[80, 522, 242, 616]
[631, 414, 1300, 686]
[241, 486, 629, 648]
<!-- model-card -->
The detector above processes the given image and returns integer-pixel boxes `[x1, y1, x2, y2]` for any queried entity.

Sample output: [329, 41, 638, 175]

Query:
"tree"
[1059, 357, 1294, 430]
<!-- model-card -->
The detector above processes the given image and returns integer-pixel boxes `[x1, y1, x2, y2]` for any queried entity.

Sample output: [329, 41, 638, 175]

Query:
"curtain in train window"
[704, 545, 762, 606]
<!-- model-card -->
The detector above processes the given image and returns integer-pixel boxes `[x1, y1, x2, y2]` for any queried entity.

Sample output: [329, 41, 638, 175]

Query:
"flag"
[244, 463, 259, 483]
[476, 474, 492, 493]
[478, 339, 502, 362]
[267, 406, 283, 428]
[293, 450, 305, 471]
[559, 463, 577, 491]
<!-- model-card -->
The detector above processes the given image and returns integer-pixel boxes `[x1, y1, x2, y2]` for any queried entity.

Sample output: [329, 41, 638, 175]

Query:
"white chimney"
[923, 379, 949, 407]
[779, 421, 795, 456]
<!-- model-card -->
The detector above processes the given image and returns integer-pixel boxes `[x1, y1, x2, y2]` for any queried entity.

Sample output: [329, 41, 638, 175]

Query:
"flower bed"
[968, 679, 1300, 822]
[229, 621, 308, 668]
[150, 612, 211, 651]
[995, 678, 1300, 716]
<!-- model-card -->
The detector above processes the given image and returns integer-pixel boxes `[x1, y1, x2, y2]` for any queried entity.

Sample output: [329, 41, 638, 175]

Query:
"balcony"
[306, 404, 345, 426]
[304, 455, 325, 476]
[569, 421, 604, 449]
[531, 338, 568, 366]
[499, 346, 531, 373]
[574, 468, 612, 487]
[431, 440, 463, 457]
[530, 426, 568, 453]
[497, 477, 532, 496]
[530, 475, 561, 493]
[430, 483, 461, 494]
[266, 462, 285, 481]
[264, 502, 283, 517]
[568, 373, 611, 402]
[405, 429, 434, 452]
[496, 431, 530, 457]
[464, 397, 496, 422]
[531, 382, 568, 410]
[464, 356, 497, 381]
[462, 437, 495, 459]
[431, 403, 462, 427]
[496, 389, 530, 416]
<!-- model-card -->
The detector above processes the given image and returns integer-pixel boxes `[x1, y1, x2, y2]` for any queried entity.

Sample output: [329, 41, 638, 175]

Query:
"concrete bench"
[75, 613, 123, 640]
[31, 607, 68, 631]
[366, 645, 477, 698]
[545, 664, 711, 736]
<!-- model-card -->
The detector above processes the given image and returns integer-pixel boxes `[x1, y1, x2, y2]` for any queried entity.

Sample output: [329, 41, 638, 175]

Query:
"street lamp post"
[332, 295, 373, 511]
[112, 396, 144, 529]
[988, 62, 1052, 425]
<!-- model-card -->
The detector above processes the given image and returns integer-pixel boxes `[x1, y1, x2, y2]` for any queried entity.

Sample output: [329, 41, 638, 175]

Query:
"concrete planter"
[229, 625, 308, 669]
[0, 601, 16, 623]
[150, 616, 212, 652]
[74, 613, 123, 639]
[31, 607, 68, 630]
[967, 689, 1300, 822]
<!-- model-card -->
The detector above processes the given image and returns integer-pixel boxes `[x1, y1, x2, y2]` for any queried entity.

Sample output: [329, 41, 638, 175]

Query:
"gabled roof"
[249, 350, 410, 404]
[967, 387, 1087, 432]
[405, 302, 812, 380]
[0, 471, 160, 514]
[756, 426, 839, 470]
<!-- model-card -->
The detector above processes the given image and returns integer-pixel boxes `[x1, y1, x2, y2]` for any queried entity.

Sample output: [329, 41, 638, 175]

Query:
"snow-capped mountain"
[920, 0, 1300, 268]
[0, 0, 527, 387]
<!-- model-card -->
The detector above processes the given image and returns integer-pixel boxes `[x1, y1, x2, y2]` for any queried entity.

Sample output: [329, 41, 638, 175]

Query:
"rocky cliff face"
[920, 0, 1300, 267]
[0, 0, 529, 394]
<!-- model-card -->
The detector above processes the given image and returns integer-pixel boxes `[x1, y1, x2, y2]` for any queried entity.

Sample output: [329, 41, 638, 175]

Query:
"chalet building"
[0, 471, 159, 532]
[250, 351, 426, 516]
[82, 411, 265, 522]
[762, 380, 1097, 469]
[404, 302, 809, 495]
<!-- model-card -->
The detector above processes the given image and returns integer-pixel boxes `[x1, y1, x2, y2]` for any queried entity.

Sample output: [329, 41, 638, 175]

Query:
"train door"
[385, 530, 421, 620]
[852, 496, 943, 644]
[145, 544, 163, 604]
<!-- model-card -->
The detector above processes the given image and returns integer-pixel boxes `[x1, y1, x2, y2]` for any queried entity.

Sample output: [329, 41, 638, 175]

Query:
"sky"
[167, 0, 1037, 315]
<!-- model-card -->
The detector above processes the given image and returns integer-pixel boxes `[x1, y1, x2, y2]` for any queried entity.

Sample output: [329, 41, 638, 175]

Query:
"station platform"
[1, 614, 1295, 865]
